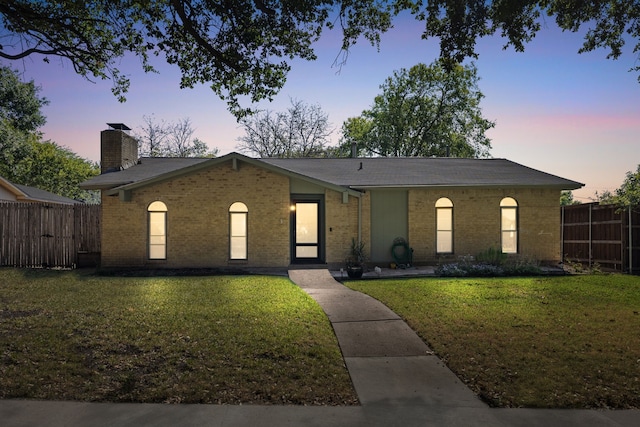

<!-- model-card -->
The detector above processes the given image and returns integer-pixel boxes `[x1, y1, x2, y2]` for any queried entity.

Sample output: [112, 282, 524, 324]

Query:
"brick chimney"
[100, 123, 139, 173]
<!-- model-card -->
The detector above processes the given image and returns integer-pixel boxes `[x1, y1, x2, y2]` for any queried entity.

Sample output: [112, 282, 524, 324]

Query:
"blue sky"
[10, 14, 640, 202]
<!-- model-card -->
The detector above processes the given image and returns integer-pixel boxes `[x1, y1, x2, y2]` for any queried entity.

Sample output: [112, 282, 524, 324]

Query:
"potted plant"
[345, 238, 367, 279]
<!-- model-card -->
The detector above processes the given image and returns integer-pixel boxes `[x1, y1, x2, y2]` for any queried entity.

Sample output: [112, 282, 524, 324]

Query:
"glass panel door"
[293, 201, 320, 262]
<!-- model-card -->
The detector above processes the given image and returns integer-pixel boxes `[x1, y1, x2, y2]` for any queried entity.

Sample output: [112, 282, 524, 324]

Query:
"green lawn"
[346, 274, 640, 409]
[0, 269, 357, 405]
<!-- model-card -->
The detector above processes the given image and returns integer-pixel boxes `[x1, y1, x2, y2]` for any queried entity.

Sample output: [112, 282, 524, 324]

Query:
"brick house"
[81, 124, 583, 269]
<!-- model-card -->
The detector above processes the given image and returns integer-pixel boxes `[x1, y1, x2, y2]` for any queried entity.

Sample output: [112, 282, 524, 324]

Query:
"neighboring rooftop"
[0, 175, 79, 204]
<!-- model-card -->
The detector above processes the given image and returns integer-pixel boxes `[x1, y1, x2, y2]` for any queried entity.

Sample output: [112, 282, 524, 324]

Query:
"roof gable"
[82, 153, 362, 197]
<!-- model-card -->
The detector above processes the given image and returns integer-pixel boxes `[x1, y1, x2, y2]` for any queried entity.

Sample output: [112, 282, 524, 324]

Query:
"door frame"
[290, 194, 325, 264]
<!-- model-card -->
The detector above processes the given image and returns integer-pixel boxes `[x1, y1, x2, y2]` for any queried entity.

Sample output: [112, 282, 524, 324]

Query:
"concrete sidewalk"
[1, 269, 638, 426]
[288, 269, 638, 427]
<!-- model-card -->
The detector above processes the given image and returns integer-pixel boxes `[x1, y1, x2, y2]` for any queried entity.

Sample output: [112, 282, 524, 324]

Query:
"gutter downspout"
[589, 203, 593, 268]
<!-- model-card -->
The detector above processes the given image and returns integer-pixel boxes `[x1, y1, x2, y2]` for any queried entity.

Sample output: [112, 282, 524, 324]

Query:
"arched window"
[500, 197, 518, 254]
[229, 202, 248, 260]
[436, 197, 453, 254]
[148, 201, 167, 260]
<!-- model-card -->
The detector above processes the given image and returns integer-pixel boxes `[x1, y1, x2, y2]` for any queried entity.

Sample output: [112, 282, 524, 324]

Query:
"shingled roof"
[81, 157, 208, 189]
[261, 157, 583, 189]
[81, 153, 583, 192]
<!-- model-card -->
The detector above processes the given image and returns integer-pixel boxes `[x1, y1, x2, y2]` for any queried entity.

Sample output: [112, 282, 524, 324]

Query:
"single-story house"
[81, 124, 583, 269]
[0, 175, 78, 205]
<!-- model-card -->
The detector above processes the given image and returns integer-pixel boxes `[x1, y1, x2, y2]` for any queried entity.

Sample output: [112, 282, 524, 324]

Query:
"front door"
[291, 197, 324, 263]
[370, 189, 408, 263]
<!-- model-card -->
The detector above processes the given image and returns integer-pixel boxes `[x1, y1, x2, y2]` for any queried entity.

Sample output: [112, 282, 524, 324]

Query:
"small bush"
[436, 258, 542, 277]
[465, 263, 505, 277]
[475, 247, 507, 266]
[436, 263, 468, 277]
[563, 258, 603, 275]
[503, 259, 542, 276]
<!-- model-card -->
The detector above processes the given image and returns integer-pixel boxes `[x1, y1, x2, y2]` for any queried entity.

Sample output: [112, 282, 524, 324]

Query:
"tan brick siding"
[101, 159, 562, 268]
[101, 160, 290, 268]
[408, 188, 562, 264]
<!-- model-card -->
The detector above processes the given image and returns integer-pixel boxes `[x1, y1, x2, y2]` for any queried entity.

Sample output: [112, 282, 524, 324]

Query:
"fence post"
[561, 205, 565, 264]
[630, 206, 634, 274]
[589, 203, 593, 268]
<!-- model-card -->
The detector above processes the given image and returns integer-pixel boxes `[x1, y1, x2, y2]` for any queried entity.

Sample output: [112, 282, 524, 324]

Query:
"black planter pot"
[346, 265, 364, 279]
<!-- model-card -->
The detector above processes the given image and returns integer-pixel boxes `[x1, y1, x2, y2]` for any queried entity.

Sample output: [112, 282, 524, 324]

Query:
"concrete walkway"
[1, 269, 638, 426]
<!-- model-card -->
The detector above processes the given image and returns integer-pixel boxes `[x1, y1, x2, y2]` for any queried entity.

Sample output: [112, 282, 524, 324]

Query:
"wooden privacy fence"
[0, 202, 100, 268]
[562, 203, 640, 274]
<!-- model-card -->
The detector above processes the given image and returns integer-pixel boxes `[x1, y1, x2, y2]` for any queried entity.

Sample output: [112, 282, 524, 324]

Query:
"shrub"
[503, 264, 542, 276]
[465, 263, 505, 277]
[436, 257, 543, 277]
[435, 263, 468, 277]
[476, 247, 507, 266]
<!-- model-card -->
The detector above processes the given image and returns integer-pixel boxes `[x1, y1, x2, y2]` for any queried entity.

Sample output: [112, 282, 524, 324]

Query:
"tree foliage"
[560, 190, 580, 206]
[2, 1, 639, 118]
[599, 165, 640, 207]
[342, 61, 494, 158]
[237, 99, 333, 158]
[136, 115, 218, 158]
[12, 140, 100, 203]
[0, 66, 98, 202]
[0, 67, 48, 132]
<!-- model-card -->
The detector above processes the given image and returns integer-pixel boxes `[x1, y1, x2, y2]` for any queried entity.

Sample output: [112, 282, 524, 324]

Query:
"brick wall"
[100, 157, 562, 268]
[323, 190, 373, 266]
[101, 160, 290, 268]
[408, 187, 562, 264]
[100, 129, 139, 173]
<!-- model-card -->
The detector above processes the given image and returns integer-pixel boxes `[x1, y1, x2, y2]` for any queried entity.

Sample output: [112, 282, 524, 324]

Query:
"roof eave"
[81, 181, 133, 191]
[351, 182, 585, 191]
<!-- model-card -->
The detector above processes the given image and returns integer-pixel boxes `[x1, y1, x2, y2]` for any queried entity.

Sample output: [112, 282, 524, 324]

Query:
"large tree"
[136, 115, 218, 158]
[342, 61, 494, 158]
[2, 1, 638, 118]
[11, 140, 100, 202]
[0, 66, 48, 132]
[0, 66, 99, 202]
[0, 66, 48, 179]
[237, 99, 333, 158]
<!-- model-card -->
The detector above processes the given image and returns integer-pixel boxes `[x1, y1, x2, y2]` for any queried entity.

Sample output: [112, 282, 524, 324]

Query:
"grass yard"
[346, 274, 640, 409]
[0, 269, 357, 405]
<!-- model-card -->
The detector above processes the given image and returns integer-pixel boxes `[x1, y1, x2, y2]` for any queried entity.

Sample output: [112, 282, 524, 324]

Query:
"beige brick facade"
[407, 187, 562, 264]
[100, 158, 562, 269]
[323, 190, 371, 265]
[101, 160, 291, 268]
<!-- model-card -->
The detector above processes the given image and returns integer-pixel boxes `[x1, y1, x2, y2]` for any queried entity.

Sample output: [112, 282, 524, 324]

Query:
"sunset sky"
[11, 13, 640, 202]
